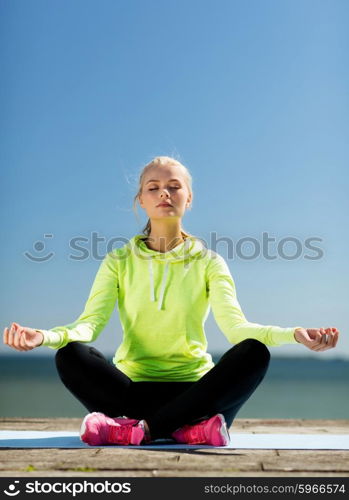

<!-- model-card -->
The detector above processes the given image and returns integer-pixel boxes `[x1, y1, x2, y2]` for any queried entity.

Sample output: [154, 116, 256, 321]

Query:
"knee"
[239, 338, 270, 365]
[239, 337, 270, 352]
[221, 338, 270, 367]
[55, 342, 81, 370]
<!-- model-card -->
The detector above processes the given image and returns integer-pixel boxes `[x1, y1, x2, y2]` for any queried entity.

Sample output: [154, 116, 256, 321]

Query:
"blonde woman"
[3, 156, 340, 446]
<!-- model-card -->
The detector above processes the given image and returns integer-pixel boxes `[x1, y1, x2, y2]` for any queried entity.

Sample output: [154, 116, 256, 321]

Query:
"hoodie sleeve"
[206, 253, 302, 346]
[35, 251, 119, 350]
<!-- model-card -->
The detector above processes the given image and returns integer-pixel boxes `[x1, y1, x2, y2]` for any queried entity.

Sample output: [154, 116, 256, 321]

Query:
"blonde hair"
[133, 156, 194, 238]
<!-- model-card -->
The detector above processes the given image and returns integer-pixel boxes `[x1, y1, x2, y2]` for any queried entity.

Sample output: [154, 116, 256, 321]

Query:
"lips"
[157, 203, 172, 207]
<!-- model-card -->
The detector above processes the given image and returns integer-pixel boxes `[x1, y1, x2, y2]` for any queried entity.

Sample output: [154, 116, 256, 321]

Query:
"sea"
[0, 355, 348, 419]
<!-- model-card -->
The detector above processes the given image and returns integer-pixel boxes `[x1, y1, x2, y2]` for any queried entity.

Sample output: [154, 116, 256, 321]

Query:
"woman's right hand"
[3, 322, 44, 351]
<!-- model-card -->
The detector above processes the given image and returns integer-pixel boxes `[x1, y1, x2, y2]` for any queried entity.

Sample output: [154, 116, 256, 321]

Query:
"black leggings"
[55, 338, 270, 440]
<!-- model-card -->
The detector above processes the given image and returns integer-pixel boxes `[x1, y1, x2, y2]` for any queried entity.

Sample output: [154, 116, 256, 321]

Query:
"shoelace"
[107, 423, 133, 444]
[183, 421, 207, 444]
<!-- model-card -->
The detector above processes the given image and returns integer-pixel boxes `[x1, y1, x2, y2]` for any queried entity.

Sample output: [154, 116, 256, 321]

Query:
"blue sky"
[1, 0, 348, 359]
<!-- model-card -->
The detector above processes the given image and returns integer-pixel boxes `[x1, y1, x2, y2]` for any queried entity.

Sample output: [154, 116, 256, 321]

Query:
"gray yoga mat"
[1, 430, 348, 449]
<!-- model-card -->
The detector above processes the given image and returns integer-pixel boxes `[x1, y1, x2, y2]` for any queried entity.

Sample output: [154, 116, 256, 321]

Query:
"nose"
[160, 189, 170, 198]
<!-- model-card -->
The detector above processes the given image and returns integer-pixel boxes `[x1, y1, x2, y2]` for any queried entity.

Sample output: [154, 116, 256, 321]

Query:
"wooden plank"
[0, 450, 271, 472]
[262, 452, 349, 472]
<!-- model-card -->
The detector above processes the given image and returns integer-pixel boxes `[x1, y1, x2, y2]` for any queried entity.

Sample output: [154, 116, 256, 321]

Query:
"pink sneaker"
[171, 414, 230, 446]
[80, 412, 146, 446]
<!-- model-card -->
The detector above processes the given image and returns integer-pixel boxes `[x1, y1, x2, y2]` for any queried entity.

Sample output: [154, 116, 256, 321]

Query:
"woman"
[3, 156, 340, 447]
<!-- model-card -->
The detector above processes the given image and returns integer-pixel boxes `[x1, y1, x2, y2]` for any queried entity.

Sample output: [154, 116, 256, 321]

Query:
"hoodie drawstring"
[148, 259, 169, 310]
[148, 259, 155, 302]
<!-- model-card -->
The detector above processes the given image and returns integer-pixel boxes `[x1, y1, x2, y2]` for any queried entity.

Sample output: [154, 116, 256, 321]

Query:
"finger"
[326, 328, 335, 347]
[3, 327, 9, 345]
[7, 335, 22, 352]
[333, 331, 339, 347]
[14, 329, 25, 351]
[311, 331, 328, 350]
[315, 341, 331, 351]
[314, 332, 334, 351]
[13, 327, 21, 349]
[324, 334, 335, 348]
[331, 327, 339, 339]
[318, 328, 328, 343]
[8, 323, 16, 346]
[321, 330, 328, 342]
[323, 328, 337, 349]
[320, 330, 332, 346]
[16, 328, 28, 351]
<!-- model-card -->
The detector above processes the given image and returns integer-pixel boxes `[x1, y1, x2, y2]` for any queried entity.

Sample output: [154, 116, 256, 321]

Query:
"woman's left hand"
[294, 327, 340, 351]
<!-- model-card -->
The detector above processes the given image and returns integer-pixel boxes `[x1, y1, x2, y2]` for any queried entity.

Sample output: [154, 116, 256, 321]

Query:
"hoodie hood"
[127, 234, 207, 311]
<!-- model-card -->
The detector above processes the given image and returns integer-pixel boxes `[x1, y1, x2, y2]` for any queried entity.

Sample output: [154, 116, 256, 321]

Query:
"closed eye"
[149, 187, 180, 191]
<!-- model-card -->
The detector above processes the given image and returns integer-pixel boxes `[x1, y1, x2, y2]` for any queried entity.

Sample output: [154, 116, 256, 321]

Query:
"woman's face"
[139, 164, 192, 221]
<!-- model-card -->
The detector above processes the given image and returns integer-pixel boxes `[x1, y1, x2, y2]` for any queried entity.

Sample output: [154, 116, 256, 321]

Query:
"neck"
[145, 221, 185, 253]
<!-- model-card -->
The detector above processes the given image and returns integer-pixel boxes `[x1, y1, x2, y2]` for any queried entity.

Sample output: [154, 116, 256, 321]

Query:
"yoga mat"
[1, 430, 349, 449]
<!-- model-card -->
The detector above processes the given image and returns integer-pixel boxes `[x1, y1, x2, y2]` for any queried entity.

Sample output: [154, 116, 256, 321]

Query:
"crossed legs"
[55, 338, 270, 440]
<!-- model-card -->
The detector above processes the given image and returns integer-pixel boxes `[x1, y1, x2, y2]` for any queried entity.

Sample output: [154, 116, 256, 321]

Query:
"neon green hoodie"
[37, 234, 301, 381]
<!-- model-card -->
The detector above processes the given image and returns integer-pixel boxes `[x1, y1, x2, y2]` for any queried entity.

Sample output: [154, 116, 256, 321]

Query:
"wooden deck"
[1, 418, 348, 477]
